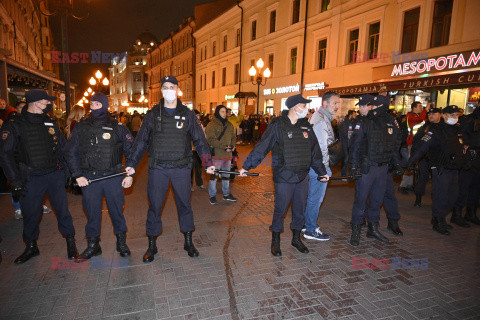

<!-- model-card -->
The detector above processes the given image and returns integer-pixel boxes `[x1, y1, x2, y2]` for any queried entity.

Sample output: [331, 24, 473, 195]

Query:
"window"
[292, 0, 300, 24]
[368, 22, 380, 60]
[317, 39, 327, 69]
[204, 74, 207, 90]
[212, 71, 215, 88]
[290, 48, 297, 74]
[251, 20, 257, 41]
[430, 0, 453, 48]
[234, 63, 239, 84]
[222, 67, 226, 86]
[223, 35, 227, 52]
[401, 7, 420, 53]
[45, 36, 49, 46]
[321, 0, 330, 12]
[348, 29, 359, 64]
[133, 72, 142, 82]
[236, 29, 241, 47]
[212, 41, 216, 57]
[200, 47, 203, 61]
[269, 10, 276, 33]
[268, 54, 274, 76]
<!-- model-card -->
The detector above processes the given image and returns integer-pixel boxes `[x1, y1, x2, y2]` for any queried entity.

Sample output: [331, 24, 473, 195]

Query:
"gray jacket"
[309, 108, 335, 166]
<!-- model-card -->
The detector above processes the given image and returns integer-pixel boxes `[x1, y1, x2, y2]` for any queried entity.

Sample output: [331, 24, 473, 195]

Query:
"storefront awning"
[317, 69, 480, 97]
[234, 91, 257, 98]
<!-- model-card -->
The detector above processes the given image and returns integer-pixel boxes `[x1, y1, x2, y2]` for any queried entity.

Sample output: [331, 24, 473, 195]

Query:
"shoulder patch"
[1, 131, 9, 140]
[118, 122, 123, 126]
[421, 135, 431, 142]
[126, 133, 134, 142]
[355, 124, 361, 130]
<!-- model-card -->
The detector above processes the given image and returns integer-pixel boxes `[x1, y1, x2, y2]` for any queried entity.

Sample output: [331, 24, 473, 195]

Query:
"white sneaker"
[303, 227, 330, 241]
[43, 205, 52, 214]
[15, 209, 23, 220]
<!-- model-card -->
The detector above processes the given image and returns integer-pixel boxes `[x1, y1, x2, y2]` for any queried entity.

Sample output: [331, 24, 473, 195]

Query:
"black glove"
[393, 165, 405, 176]
[350, 167, 360, 180]
[12, 184, 27, 202]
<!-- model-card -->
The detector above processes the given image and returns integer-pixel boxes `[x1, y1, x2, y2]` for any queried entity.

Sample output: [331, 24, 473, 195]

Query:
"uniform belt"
[370, 161, 389, 167]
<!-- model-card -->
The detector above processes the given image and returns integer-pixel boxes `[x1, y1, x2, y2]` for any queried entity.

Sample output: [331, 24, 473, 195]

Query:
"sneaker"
[43, 205, 52, 214]
[303, 228, 330, 241]
[209, 197, 218, 205]
[223, 194, 237, 202]
[15, 209, 23, 220]
[198, 185, 206, 190]
[301, 228, 306, 233]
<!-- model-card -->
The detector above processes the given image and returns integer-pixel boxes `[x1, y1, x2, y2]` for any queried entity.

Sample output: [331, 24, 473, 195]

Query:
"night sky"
[49, 0, 213, 101]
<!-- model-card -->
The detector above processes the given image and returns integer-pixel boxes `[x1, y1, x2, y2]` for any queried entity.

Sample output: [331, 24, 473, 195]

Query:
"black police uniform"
[126, 98, 212, 261]
[242, 109, 327, 256]
[408, 107, 465, 235]
[349, 96, 402, 246]
[0, 106, 77, 263]
[63, 113, 134, 258]
[453, 108, 480, 225]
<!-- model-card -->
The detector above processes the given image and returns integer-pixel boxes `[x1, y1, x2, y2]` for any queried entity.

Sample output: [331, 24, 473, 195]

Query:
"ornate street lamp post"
[248, 58, 271, 114]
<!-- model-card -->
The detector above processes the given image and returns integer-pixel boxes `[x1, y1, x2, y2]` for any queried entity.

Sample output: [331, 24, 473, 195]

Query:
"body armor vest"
[16, 116, 59, 170]
[365, 115, 396, 164]
[77, 117, 123, 172]
[277, 118, 311, 171]
[148, 105, 192, 168]
[429, 125, 464, 170]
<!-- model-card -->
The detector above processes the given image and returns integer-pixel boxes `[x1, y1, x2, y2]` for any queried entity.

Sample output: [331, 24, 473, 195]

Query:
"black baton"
[207, 169, 259, 176]
[73, 171, 128, 187]
[318, 175, 362, 181]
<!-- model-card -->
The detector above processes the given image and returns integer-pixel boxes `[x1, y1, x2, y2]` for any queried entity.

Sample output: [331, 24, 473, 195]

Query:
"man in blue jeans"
[303, 91, 341, 241]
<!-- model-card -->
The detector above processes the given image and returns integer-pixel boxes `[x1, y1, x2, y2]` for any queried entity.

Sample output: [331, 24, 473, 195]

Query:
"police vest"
[429, 125, 465, 170]
[278, 118, 311, 171]
[16, 116, 60, 170]
[148, 105, 192, 168]
[77, 117, 123, 172]
[365, 116, 396, 164]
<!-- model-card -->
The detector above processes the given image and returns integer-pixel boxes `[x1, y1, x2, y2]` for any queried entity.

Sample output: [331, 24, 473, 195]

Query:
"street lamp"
[248, 58, 271, 114]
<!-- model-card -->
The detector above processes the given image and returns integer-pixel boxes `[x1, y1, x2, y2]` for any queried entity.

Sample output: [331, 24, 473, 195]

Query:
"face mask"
[445, 117, 458, 125]
[295, 108, 308, 119]
[162, 89, 177, 103]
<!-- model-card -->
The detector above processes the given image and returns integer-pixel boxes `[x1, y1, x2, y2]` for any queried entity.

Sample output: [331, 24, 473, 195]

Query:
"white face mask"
[162, 89, 177, 103]
[445, 117, 458, 125]
[296, 107, 308, 119]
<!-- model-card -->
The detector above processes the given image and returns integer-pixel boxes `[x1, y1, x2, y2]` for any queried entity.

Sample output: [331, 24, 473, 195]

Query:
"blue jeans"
[304, 166, 332, 233]
[209, 159, 231, 197]
[11, 196, 21, 211]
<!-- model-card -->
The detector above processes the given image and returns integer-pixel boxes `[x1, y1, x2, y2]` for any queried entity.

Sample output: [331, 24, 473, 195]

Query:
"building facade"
[146, 17, 195, 109]
[194, 0, 480, 117]
[109, 31, 158, 113]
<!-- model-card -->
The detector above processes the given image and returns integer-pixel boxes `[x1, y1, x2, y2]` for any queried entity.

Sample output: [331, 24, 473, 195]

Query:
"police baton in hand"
[73, 171, 128, 187]
[205, 169, 260, 177]
[318, 175, 362, 181]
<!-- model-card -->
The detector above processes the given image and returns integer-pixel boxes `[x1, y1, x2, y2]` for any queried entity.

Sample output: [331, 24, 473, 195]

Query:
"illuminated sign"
[264, 84, 300, 96]
[225, 95, 235, 100]
[391, 50, 480, 77]
[304, 82, 326, 91]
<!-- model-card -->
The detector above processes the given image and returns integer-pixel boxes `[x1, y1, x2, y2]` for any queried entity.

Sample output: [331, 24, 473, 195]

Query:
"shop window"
[401, 7, 420, 53]
[348, 29, 359, 64]
[290, 48, 297, 74]
[368, 22, 380, 60]
[269, 10, 276, 33]
[430, 0, 453, 48]
[251, 20, 257, 41]
[292, 0, 300, 24]
[317, 39, 327, 70]
[321, 0, 330, 12]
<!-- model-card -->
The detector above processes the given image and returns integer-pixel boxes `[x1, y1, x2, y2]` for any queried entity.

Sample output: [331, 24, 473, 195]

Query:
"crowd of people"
[0, 74, 479, 264]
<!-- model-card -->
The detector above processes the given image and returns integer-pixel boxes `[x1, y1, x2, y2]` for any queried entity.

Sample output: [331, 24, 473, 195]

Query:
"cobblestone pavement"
[0, 145, 479, 320]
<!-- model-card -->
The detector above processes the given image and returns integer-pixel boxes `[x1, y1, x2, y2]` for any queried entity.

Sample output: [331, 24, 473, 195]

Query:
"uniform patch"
[126, 134, 133, 142]
[287, 132, 293, 139]
[394, 120, 399, 128]
[355, 124, 360, 130]
[1, 131, 9, 140]
[44, 122, 54, 126]
[421, 135, 431, 142]
[303, 131, 308, 139]
[388, 128, 393, 135]
[102, 126, 113, 131]
[102, 133, 111, 140]
[53, 135, 57, 141]
[176, 121, 184, 129]
[48, 127, 55, 135]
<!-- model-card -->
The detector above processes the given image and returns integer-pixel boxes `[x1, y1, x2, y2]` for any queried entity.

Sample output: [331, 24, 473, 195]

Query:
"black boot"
[14, 241, 40, 264]
[66, 235, 79, 260]
[360, 218, 366, 228]
[350, 224, 361, 246]
[366, 222, 389, 243]
[451, 207, 470, 228]
[143, 236, 158, 263]
[291, 230, 309, 253]
[414, 194, 422, 207]
[116, 232, 131, 257]
[431, 217, 453, 230]
[76, 237, 102, 261]
[184, 232, 199, 257]
[432, 218, 450, 235]
[271, 232, 281, 256]
[465, 207, 480, 225]
[387, 219, 403, 236]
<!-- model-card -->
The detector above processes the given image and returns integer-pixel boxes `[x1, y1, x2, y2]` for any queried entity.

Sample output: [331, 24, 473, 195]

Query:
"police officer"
[407, 105, 465, 235]
[64, 93, 134, 260]
[453, 105, 480, 225]
[349, 95, 403, 246]
[239, 94, 329, 256]
[0, 89, 78, 264]
[412, 108, 442, 207]
[125, 76, 215, 262]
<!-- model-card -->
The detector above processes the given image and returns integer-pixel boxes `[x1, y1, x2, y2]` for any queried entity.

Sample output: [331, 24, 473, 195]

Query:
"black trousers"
[414, 158, 430, 196]
[432, 168, 458, 220]
[455, 169, 480, 208]
[191, 151, 204, 187]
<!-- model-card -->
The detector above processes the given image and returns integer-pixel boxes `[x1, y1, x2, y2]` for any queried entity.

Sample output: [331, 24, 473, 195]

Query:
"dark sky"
[50, 0, 213, 100]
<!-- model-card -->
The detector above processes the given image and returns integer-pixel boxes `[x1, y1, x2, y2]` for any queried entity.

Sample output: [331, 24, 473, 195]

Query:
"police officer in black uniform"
[0, 89, 78, 264]
[349, 95, 403, 246]
[453, 105, 480, 225]
[125, 76, 215, 262]
[412, 107, 442, 207]
[64, 93, 134, 260]
[239, 94, 329, 256]
[407, 105, 465, 235]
